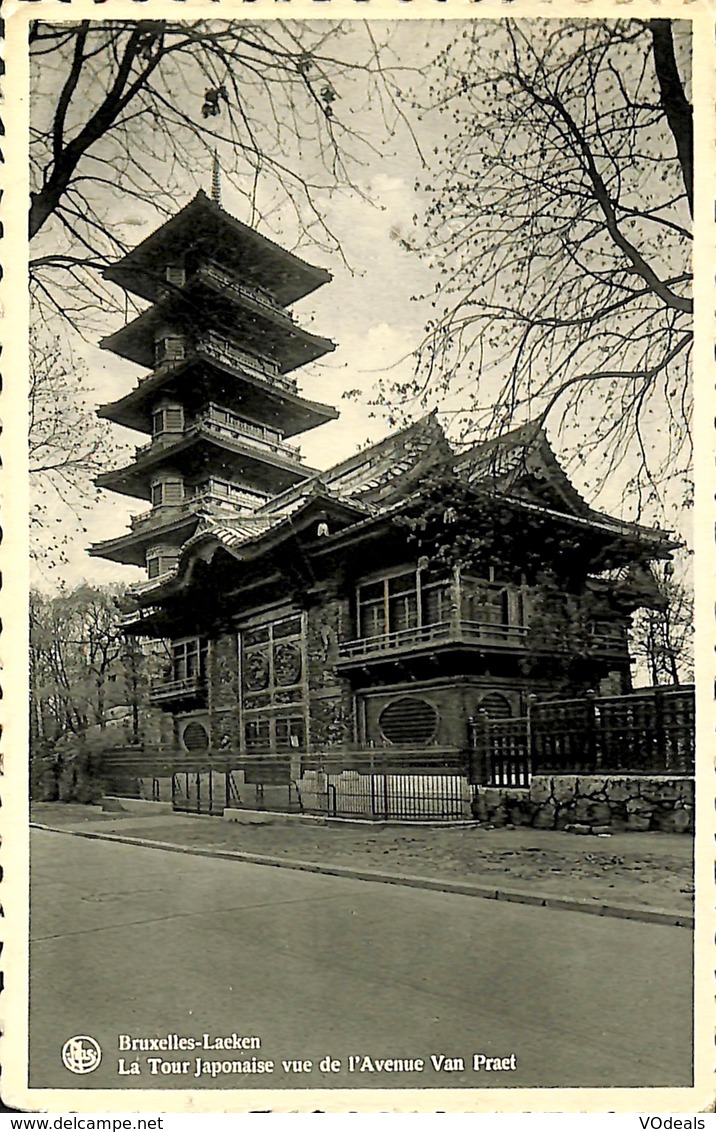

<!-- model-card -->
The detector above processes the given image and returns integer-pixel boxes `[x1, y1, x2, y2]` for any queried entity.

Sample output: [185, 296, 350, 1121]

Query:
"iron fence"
[99, 687, 694, 820]
[298, 747, 468, 821]
[469, 685, 695, 785]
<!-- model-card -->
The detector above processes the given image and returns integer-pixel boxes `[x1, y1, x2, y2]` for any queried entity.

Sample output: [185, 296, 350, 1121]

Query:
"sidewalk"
[30, 802, 694, 924]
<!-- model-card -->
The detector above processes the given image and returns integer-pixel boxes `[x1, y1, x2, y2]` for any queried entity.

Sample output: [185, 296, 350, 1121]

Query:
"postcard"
[2, 0, 713, 1114]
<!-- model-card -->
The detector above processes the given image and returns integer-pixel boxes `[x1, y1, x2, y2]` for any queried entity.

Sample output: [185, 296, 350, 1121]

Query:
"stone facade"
[473, 774, 694, 834]
[306, 594, 354, 749]
[209, 634, 241, 749]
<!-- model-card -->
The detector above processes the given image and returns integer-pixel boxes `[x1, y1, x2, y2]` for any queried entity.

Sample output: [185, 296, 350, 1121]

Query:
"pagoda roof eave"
[125, 478, 672, 613]
[256, 411, 449, 517]
[99, 300, 336, 374]
[88, 513, 202, 566]
[129, 492, 370, 605]
[95, 429, 317, 501]
[103, 190, 332, 306]
[486, 489, 677, 553]
[309, 485, 676, 561]
[96, 355, 339, 439]
[453, 423, 677, 553]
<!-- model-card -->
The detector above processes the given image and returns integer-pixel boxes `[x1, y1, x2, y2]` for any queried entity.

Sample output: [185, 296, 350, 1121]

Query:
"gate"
[468, 716, 530, 787]
[324, 770, 467, 820]
[171, 768, 241, 815]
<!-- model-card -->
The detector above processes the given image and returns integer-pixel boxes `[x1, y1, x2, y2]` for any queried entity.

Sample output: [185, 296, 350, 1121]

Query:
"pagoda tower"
[89, 189, 337, 580]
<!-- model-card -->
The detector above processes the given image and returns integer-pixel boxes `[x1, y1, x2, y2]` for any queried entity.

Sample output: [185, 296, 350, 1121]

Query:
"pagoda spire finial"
[211, 150, 222, 207]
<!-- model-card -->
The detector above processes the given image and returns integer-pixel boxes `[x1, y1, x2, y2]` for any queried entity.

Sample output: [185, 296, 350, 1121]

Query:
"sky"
[29, 18, 693, 593]
[30, 20, 463, 589]
[66, 162, 437, 590]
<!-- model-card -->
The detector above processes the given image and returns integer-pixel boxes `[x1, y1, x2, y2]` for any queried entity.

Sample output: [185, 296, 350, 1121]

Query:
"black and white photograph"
[3, 3, 711, 1112]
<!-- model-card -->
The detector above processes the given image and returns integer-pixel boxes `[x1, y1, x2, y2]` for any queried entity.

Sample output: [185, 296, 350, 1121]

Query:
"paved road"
[30, 829, 693, 1092]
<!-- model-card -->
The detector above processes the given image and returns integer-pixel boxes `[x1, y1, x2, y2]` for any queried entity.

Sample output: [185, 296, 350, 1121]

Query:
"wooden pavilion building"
[91, 190, 675, 818]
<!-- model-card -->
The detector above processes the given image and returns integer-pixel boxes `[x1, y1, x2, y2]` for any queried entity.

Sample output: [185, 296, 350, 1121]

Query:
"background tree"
[405, 19, 692, 523]
[30, 584, 166, 798]
[30, 19, 415, 330]
[29, 331, 117, 564]
[630, 561, 694, 685]
[29, 584, 162, 741]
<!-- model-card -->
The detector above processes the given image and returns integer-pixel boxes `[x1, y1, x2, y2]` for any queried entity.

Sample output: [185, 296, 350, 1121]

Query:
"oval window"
[378, 697, 438, 746]
[182, 721, 210, 752]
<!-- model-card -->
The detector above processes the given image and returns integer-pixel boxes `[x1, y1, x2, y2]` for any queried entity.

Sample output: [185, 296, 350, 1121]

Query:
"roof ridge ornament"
[211, 150, 222, 207]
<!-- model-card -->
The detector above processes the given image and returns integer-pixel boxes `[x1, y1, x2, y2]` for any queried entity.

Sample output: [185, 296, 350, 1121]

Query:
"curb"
[30, 823, 694, 929]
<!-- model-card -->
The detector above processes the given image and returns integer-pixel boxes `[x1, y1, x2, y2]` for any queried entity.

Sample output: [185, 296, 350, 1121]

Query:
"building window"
[182, 720, 209, 751]
[172, 638, 208, 683]
[388, 572, 419, 632]
[477, 692, 513, 719]
[356, 568, 450, 639]
[146, 548, 179, 578]
[246, 719, 270, 751]
[357, 580, 386, 638]
[378, 697, 439, 746]
[150, 478, 184, 507]
[275, 717, 305, 750]
[155, 336, 186, 364]
[462, 576, 521, 627]
[356, 566, 525, 640]
[152, 404, 184, 436]
[240, 614, 307, 753]
[165, 265, 186, 288]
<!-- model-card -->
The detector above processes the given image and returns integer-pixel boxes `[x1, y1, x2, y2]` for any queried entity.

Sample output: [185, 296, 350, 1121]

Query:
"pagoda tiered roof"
[103, 190, 332, 306]
[100, 284, 335, 373]
[96, 421, 316, 501]
[88, 508, 203, 567]
[97, 352, 338, 439]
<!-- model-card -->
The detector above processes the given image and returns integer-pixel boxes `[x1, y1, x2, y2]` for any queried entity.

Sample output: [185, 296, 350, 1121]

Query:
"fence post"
[526, 694, 538, 777]
[586, 689, 599, 771]
[653, 686, 667, 769]
[468, 710, 491, 785]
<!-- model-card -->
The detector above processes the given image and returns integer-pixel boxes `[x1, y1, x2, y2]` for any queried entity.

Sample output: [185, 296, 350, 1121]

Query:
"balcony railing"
[149, 674, 207, 706]
[130, 497, 200, 532]
[129, 487, 267, 532]
[134, 411, 302, 465]
[196, 261, 294, 323]
[197, 333, 297, 393]
[197, 407, 302, 461]
[337, 620, 529, 662]
[337, 616, 631, 666]
[145, 331, 298, 392]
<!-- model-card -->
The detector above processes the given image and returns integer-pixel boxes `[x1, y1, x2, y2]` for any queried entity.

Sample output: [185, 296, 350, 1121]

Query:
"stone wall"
[473, 774, 694, 834]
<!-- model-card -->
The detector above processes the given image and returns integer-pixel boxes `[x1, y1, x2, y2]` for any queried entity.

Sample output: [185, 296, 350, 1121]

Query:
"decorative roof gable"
[454, 422, 591, 517]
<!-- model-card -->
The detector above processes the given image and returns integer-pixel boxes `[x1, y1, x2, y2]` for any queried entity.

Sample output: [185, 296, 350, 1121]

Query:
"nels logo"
[61, 1036, 102, 1075]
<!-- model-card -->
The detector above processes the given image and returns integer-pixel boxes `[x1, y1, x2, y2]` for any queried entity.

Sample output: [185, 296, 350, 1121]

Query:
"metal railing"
[98, 745, 470, 821]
